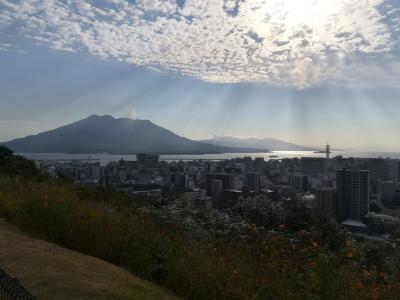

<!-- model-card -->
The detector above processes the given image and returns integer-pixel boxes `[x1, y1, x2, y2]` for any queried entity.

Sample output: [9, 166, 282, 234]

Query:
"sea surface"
[19, 151, 400, 166]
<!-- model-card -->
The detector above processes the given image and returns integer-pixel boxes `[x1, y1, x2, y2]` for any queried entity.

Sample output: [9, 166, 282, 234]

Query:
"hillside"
[0, 218, 178, 300]
[201, 136, 314, 151]
[3, 115, 266, 154]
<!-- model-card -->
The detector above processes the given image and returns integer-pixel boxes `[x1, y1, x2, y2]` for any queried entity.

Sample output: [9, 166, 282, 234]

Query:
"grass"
[0, 218, 179, 300]
[1, 177, 399, 299]
[2, 149, 400, 299]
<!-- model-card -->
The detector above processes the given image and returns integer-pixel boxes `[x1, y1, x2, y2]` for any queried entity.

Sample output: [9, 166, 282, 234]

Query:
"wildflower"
[373, 287, 379, 300]
[312, 241, 318, 248]
[309, 261, 317, 268]
[346, 240, 352, 247]
[346, 252, 353, 258]
[355, 281, 364, 290]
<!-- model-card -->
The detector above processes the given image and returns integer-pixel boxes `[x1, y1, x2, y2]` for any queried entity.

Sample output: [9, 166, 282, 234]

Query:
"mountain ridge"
[200, 136, 314, 151]
[3, 115, 269, 154]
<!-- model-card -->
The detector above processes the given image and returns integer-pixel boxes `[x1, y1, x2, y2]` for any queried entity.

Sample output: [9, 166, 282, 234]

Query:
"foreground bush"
[1, 177, 399, 299]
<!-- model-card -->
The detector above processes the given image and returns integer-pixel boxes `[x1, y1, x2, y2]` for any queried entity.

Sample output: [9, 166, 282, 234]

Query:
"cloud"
[0, 39, 26, 53]
[0, 0, 399, 88]
[128, 108, 139, 119]
[0, 42, 13, 52]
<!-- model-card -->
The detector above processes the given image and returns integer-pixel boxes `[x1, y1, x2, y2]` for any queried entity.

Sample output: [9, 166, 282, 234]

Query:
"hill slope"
[4, 115, 266, 154]
[201, 136, 314, 151]
[0, 218, 178, 300]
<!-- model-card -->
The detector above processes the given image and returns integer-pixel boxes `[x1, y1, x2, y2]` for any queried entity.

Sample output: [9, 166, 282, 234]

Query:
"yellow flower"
[373, 287, 379, 300]
[346, 252, 353, 258]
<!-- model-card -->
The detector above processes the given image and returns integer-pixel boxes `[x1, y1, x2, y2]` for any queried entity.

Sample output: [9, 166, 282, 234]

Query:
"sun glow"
[253, 0, 341, 35]
[1, 0, 395, 87]
[279, 0, 340, 27]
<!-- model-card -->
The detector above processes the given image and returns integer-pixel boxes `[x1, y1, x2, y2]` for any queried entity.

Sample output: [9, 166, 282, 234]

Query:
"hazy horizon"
[1, 3, 400, 297]
[1, 113, 399, 152]
[1, 0, 400, 151]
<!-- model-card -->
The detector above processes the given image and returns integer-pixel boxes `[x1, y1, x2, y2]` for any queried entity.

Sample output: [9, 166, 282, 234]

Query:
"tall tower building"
[316, 187, 336, 217]
[288, 174, 308, 192]
[204, 173, 234, 195]
[326, 143, 330, 159]
[211, 179, 224, 210]
[366, 158, 389, 182]
[336, 169, 369, 222]
[322, 143, 331, 185]
[244, 172, 261, 193]
[398, 161, 400, 182]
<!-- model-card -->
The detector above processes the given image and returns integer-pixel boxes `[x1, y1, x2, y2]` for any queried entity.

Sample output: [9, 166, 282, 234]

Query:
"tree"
[0, 146, 13, 160]
[0, 146, 41, 178]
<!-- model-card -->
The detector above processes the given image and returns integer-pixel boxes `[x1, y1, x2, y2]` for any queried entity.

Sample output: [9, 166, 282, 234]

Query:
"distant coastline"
[19, 150, 400, 166]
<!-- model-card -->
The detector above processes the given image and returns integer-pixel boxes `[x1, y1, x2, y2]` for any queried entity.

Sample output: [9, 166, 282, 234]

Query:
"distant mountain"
[3, 115, 267, 154]
[201, 136, 314, 151]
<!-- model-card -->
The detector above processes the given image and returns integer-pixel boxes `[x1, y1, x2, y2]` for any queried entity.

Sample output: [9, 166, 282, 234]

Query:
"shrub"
[0, 177, 399, 299]
[0, 146, 42, 179]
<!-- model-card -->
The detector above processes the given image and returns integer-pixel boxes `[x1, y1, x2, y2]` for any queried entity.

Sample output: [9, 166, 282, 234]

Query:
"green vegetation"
[0, 146, 400, 299]
[0, 218, 178, 300]
[0, 146, 42, 179]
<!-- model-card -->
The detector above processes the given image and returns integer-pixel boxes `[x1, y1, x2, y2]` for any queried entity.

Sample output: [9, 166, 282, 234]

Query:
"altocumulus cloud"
[0, 0, 399, 88]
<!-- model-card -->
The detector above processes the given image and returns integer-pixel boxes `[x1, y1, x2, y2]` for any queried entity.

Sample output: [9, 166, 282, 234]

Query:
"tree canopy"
[0, 146, 41, 178]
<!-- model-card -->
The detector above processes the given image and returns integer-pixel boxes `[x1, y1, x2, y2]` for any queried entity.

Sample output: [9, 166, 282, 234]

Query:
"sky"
[0, 0, 400, 150]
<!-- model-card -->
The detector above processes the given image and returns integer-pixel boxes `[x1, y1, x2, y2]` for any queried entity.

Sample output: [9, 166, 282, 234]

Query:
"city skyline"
[1, 0, 400, 150]
[1, 1, 400, 296]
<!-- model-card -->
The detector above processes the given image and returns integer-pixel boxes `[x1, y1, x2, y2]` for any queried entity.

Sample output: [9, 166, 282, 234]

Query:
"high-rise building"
[316, 187, 336, 217]
[211, 179, 224, 209]
[288, 174, 308, 192]
[366, 158, 389, 182]
[322, 143, 331, 184]
[136, 153, 159, 168]
[301, 157, 325, 173]
[336, 169, 369, 221]
[379, 181, 396, 203]
[397, 161, 400, 182]
[204, 173, 234, 195]
[244, 172, 260, 192]
[169, 172, 186, 189]
[254, 157, 265, 166]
